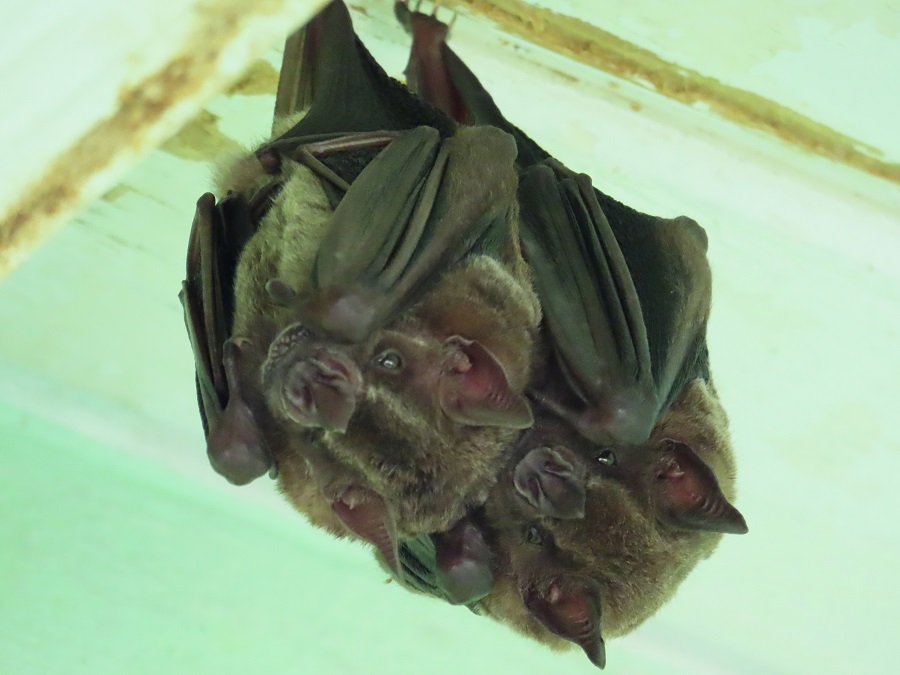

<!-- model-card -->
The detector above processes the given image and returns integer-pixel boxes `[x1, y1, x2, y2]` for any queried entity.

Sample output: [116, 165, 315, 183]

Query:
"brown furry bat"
[199, 125, 541, 574]
[474, 379, 747, 669]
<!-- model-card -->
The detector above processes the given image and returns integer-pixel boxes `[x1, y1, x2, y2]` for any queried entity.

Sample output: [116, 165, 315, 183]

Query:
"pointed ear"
[332, 488, 400, 574]
[523, 576, 606, 669]
[438, 336, 533, 429]
[655, 440, 748, 534]
[513, 446, 587, 519]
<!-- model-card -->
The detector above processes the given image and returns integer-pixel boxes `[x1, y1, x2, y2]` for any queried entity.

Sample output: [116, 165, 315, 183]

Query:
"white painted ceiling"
[1, 1, 898, 673]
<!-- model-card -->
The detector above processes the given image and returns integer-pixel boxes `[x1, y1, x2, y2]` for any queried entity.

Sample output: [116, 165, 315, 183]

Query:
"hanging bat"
[180, 1, 543, 574]
[396, 1, 713, 446]
[390, 4, 745, 662]
[474, 378, 747, 670]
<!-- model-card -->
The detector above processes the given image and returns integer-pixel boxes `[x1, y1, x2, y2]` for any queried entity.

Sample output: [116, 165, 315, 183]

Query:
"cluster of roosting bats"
[180, 1, 748, 669]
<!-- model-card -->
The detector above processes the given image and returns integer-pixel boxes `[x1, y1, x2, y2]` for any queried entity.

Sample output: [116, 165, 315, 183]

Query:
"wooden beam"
[0, 0, 328, 277]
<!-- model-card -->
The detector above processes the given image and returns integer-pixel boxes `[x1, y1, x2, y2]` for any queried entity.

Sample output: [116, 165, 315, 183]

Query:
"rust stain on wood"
[0, 0, 302, 275]
[442, 0, 899, 185]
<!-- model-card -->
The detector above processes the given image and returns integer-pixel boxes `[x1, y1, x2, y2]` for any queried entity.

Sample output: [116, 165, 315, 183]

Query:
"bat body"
[179, 2, 748, 669]
[209, 128, 541, 569]
[182, 2, 543, 572]
[478, 379, 747, 668]
[388, 6, 747, 666]
[397, 1, 712, 446]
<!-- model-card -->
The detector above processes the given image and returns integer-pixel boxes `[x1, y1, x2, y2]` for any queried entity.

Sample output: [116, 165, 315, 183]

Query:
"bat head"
[478, 378, 747, 656]
[260, 321, 363, 432]
[359, 327, 533, 430]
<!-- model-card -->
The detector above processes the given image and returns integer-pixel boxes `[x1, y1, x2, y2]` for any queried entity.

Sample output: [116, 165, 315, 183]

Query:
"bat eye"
[374, 349, 404, 371]
[524, 524, 544, 546]
[596, 449, 617, 466]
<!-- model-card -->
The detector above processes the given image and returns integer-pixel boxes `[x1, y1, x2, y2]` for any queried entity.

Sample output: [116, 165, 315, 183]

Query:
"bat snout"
[279, 350, 362, 432]
[263, 324, 363, 432]
[513, 446, 587, 520]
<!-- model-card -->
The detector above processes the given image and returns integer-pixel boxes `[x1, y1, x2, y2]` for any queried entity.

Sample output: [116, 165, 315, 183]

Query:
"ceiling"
[1, 1, 897, 673]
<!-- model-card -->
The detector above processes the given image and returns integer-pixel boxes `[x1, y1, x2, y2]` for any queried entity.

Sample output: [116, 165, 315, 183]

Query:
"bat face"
[476, 379, 747, 668]
[293, 295, 537, 538]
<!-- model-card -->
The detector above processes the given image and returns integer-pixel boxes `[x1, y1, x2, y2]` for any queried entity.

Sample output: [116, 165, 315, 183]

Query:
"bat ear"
[332, 487, 400, 575]
[523, 576, 606, 669]
[207, 340, 274, 485]
[654, 440, 748, 534]
[438, 336, 533, 429]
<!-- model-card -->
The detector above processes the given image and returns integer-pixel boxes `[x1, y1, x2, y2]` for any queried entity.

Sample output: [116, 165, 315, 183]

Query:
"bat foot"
[394, 0, 455, 38]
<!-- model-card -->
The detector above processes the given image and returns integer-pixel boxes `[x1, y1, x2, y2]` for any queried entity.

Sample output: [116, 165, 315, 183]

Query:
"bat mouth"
[262, 323, 362, 431]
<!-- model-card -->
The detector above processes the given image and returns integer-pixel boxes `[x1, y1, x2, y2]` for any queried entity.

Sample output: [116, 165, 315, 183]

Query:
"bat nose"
[279, 349, 361, 432]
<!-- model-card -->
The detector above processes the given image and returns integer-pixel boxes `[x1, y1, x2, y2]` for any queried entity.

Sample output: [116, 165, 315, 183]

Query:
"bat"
[396, 1, 713, 446]
[476, 378, 747, 670]
[389, 5, 746, 666]
[180, 1, 542, 575]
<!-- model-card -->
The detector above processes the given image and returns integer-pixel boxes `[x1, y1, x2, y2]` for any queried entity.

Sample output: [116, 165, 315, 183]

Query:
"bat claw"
[265, 278, 297, 306]
[394, 0, 455, 37]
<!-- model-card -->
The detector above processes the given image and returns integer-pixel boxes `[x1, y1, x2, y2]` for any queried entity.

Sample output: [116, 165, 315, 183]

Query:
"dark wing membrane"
[274, 0, 456, 148]
[180, 194, 225, 436]
[273, 24, 313, 125]
[518, 164, 657, 444]
[302, 125, 521, 343]
[603, 201, 712, 415]
[397, 9, 714, 433]
[180, 192, 258, 438]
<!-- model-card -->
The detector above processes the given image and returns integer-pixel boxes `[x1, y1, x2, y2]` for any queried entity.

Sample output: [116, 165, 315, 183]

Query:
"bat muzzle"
[262, 323, 362, 432]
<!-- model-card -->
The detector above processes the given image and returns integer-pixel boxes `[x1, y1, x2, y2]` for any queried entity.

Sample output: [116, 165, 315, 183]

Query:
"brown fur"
[220, 128, 541, 543]
[478, 378, 741, 647]
[286, 254, 540, 537]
